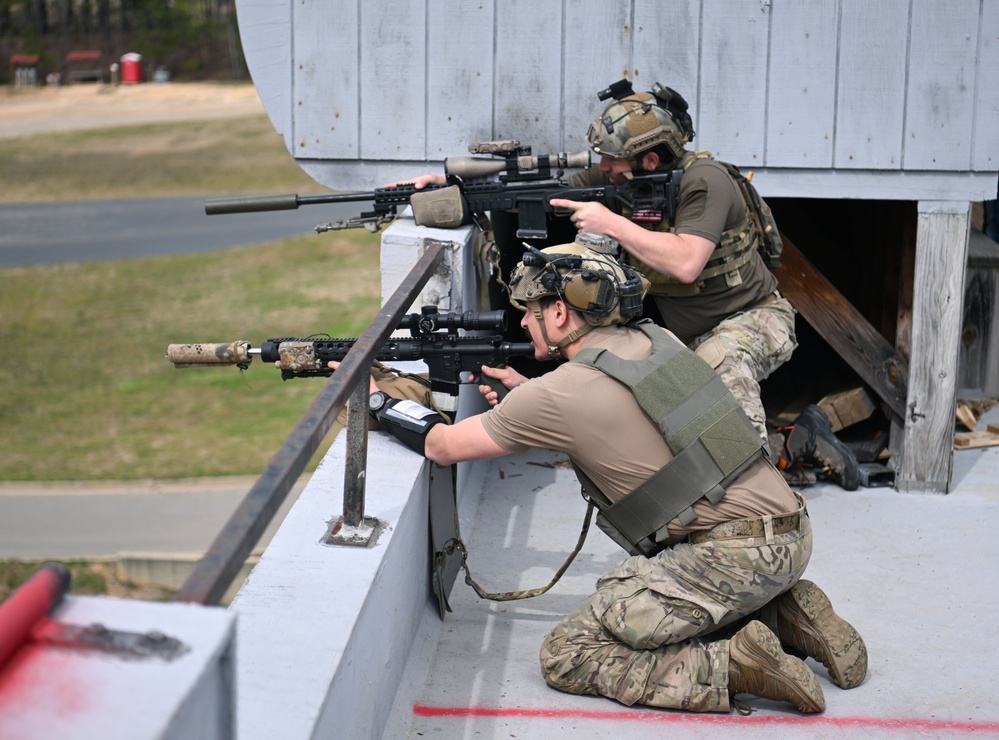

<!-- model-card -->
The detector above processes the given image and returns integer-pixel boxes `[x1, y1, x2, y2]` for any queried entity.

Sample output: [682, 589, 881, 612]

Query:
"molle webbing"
[634, 150, 760, 296]
[633, 225, 756, 296]
[572, 321, 762, 551]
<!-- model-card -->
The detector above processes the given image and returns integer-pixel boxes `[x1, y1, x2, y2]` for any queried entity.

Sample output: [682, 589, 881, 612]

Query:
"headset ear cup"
[563, 271, 614, 315]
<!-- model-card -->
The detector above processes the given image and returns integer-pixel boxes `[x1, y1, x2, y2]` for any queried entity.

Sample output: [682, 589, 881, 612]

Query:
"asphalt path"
[0, 477, 310, 559]
[0, 197, 361, 267]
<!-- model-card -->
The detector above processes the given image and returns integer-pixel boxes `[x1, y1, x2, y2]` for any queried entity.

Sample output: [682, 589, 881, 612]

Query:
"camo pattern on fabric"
[689, 295, 796, 451]
[539, 510, 812, 712]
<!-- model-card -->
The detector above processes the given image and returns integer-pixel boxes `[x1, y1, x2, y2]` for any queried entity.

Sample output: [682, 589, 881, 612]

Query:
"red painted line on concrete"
[413, 704, 999, 733]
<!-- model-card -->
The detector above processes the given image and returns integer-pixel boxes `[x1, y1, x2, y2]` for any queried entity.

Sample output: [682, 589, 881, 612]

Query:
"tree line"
[2, 0, 246, 82]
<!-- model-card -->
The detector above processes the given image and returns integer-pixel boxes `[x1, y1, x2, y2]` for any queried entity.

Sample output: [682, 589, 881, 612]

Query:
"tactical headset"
[517, 245, 647, 325]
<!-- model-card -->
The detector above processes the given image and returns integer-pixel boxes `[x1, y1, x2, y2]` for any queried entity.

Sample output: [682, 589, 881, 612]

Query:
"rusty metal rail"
[173, 242, 445, 605]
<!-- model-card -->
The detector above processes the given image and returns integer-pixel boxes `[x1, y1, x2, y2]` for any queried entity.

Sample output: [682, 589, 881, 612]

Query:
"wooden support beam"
[896, 202, 970, 493]
[773, 235, 909, 422]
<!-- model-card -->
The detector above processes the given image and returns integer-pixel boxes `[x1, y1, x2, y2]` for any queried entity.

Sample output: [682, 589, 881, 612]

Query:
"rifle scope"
[398, 308, 507, 335]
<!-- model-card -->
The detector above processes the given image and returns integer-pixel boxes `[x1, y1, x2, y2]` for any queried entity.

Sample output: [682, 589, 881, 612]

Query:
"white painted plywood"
[698, 0, 771, 165]
[493, 0, 565, 154]
[561, 1, 633, 152]
[291, 1, 360, 159]
[834, 0, 909, 169]
[633, 1, 701, 150]
[766, 2, 837, 167]
[973, 0, 999, 170]
[427, 1, 496, 159]
[236, 0, 293, 151]
[237, 0, 999, 197]
[904, 0, 979, 170]
[360, 0, 428, 159]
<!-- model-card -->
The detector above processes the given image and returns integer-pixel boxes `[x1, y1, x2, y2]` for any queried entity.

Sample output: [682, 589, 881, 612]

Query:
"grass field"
[0, 113, 381, 481]
[0, 113, 331, 203]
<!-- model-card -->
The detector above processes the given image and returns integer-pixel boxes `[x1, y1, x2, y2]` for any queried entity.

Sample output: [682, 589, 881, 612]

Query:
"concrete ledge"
[227, 212, 488, 739]
[0, 594, 235, 739]
[228, 431, 435, 740]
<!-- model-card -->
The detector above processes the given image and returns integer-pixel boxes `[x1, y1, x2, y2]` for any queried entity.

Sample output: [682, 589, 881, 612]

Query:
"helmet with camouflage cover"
[508, 232, 649, 328]
[586, 82, 695, 167]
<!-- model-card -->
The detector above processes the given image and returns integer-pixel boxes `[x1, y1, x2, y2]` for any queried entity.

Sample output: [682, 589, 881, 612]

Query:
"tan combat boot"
[760, 579, 868, 689]
[728, 620, 825, 713]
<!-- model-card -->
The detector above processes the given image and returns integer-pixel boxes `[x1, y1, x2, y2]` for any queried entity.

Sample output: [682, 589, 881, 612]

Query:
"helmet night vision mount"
[587, 78, 695, 163]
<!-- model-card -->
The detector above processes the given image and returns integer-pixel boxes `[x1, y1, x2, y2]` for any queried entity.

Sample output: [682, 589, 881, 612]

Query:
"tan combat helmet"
[586, 81, 695, 167]
[509, 232, 649, 328]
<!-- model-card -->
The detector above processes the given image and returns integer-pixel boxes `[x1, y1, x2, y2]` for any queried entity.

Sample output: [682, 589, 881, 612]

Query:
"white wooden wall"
[236, 0, 999, 199]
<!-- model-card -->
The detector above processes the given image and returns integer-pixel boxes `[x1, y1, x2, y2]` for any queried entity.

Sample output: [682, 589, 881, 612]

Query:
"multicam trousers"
[687, 294, 797, 454]
[539, 502, 812, 713]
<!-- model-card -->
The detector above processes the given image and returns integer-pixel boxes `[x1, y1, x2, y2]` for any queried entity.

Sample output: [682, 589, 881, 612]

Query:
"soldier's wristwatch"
[368, 391, 390, 417]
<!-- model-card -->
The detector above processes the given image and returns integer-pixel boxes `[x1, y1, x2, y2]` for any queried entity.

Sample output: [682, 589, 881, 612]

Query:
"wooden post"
[896, 201, 970, 493]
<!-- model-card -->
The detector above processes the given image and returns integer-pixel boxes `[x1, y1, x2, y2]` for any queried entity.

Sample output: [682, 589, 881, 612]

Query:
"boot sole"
[730, 620, 825, 713]
[779, 581, 868, 689]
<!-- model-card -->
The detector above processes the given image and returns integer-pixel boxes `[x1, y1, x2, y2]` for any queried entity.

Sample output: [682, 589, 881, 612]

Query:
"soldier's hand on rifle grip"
[472, 365, 528, 406]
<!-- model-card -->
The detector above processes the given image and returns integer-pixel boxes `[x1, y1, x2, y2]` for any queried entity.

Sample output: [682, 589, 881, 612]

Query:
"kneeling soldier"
[346, 233, 867, 714]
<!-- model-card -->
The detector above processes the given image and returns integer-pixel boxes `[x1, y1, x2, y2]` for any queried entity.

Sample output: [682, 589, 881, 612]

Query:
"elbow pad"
[377, 399, 446, 456]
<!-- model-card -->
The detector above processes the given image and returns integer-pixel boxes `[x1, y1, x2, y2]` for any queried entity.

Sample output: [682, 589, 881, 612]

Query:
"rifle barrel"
[204, 191, 382, 216]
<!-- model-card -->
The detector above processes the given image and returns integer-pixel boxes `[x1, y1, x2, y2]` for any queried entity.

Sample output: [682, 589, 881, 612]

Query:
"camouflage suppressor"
[167, 307, 535, 398]
[202, 140, 682, 239]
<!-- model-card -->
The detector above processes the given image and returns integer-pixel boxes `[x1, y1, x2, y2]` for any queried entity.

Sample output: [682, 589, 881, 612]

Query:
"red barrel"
[120, 52, 143, 84]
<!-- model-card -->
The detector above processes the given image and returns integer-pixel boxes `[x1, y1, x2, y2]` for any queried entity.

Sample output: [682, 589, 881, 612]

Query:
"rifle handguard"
[167, 342, 252, 368]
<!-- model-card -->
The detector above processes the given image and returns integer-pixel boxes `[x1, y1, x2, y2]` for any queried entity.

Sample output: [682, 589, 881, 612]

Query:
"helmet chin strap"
[532, 304, 593, 359]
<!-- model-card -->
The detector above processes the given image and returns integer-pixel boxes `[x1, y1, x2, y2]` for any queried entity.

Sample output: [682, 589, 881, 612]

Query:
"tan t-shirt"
[568, 157, 777, 341]
[479, 324, 799, 541]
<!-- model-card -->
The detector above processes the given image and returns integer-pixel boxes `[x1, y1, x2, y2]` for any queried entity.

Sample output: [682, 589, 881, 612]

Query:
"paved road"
[0, 197, 361, 268]
[0, 476, 309, 559]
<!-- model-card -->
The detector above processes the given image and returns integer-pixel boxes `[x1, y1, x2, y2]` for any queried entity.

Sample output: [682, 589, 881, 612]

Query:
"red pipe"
[0, 562, 71, 670]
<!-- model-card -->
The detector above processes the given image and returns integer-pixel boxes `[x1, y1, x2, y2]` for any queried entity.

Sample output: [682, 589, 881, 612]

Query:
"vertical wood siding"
[237, 0, 997, 187]
[973, 1, 999, 170]
[905, 0, 980, 171]
[835, 0, 909, 169]
[766, 2, 838, 168]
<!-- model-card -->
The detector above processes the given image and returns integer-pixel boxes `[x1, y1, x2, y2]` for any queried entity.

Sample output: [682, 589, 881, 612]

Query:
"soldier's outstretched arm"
[328, 360, 511, 464]
[424, 416, 508, 466]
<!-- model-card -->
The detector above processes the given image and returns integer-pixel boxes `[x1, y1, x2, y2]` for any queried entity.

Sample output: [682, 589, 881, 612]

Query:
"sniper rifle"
[203, 140, 682, 240]
[166, 306, 534, 400]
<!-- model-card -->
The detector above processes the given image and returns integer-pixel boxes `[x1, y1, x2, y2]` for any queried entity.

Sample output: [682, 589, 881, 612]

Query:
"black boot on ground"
[783, 405, 860, 491]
